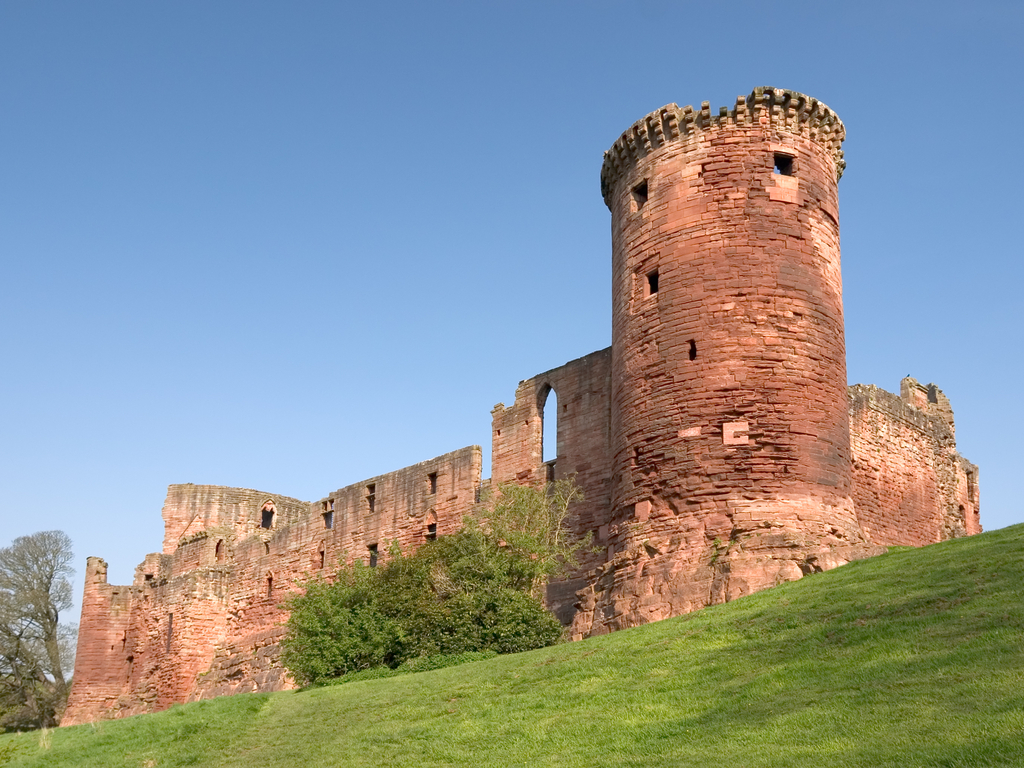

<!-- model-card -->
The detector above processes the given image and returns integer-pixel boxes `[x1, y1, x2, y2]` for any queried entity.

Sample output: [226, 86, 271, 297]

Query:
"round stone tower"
[574, 87, 875, 638]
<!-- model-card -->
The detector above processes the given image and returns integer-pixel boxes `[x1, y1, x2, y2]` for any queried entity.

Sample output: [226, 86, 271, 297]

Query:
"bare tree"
[0, 530, 75, 730]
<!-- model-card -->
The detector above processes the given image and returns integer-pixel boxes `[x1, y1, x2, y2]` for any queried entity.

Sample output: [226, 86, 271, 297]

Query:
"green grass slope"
[4, 524, 1024, 768]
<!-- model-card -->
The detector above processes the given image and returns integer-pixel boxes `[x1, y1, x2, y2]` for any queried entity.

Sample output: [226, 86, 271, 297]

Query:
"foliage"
[279, 564, 404, 685]
[281, 526, 562, 685]
[5, 523, 1024, 767]
[0, 531, 76, 731]
[282, 481, 585, 686]
[477, 478, 591, 595]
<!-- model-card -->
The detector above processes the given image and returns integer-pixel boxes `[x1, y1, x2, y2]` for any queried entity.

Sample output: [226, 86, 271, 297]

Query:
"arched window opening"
[540, 385, 558, 465]
[215, 540, 224, 563]
[266, 574, 274, 599]
[261, 501, 276, 529]
[317, 543, 326, 569]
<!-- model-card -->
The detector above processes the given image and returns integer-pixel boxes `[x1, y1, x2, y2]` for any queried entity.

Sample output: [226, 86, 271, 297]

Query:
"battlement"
[600, 86, 846, 206]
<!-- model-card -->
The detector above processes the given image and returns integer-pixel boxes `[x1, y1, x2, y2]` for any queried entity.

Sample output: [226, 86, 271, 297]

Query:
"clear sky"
[2, 1, 1022, 621]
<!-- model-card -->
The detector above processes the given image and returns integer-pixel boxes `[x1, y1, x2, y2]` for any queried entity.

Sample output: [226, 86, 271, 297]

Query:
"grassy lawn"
[4, 524, 1023, 767]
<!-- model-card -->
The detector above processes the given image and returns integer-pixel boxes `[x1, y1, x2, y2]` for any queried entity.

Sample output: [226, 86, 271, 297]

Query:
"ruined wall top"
[600, 86, 847, 207]
[900, 376, 956, 437]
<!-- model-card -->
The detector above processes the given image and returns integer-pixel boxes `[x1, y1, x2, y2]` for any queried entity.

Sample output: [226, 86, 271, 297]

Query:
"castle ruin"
[63, 87, 980, 726]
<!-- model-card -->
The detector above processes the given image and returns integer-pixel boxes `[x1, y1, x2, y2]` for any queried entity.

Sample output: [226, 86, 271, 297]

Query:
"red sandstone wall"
[491, 349, 614, 621]
[61, 559, 133, 726]
[63, 447, 483, 724]
[606, 90, 855, 521]
[849, 379, 980, 546]
[160, 485, 309, 555]
[571, 88, 875, 639]
[191, 447, 483, 702]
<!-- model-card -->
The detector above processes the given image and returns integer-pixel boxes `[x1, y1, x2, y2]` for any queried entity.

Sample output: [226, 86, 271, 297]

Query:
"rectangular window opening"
[323, 511, 333, 529]
[646, 269, 659, 296]
[368, 544, 378, 568]
[428, 472, 438, 494]
[426, 523, 437, 541]
[773, 153, 794, 176]
[366, 484, 376, 513]
[631, 180, 649, 210]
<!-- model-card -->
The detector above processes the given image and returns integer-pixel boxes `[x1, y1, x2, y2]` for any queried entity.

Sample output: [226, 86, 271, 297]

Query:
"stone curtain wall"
[62, 447, 482, 725]
[849, 379, 980, 546]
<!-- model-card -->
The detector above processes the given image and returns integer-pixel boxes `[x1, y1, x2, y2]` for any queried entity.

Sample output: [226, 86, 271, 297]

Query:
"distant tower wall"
[849, 378, 980, 545]
[60, 558, 132, 726]
[574, 88, 878, 638]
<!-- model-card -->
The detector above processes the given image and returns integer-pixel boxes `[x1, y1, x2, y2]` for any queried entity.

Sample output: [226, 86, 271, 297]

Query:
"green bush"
[281, 565, 405, 685]
[282, 482, 583, 685]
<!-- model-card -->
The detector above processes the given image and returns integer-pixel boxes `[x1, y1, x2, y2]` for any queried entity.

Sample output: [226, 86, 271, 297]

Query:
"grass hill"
[4, 524, 1024, 768]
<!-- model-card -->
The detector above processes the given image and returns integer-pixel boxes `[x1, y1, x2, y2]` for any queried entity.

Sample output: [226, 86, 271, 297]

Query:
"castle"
[62, 87, 981, 726]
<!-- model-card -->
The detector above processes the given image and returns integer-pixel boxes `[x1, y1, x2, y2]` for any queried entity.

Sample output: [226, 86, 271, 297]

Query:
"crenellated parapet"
[600, 86, 846, 206]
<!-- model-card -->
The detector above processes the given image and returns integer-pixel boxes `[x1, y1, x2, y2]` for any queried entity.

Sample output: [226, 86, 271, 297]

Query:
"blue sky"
[2, 1, 1022, 619]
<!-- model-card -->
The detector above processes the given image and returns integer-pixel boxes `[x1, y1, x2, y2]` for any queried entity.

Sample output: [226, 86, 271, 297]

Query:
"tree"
[0, 530, 76, 730]
[475, 478, 591, 595]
